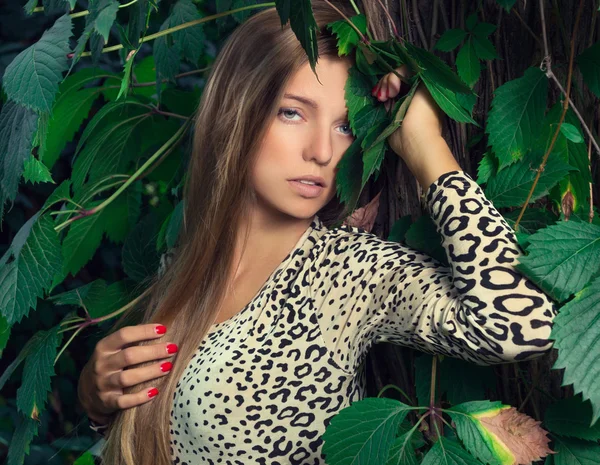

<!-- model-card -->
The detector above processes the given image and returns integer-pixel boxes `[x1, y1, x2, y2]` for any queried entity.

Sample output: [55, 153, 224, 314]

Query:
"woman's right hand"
[77, 324, 178, 425]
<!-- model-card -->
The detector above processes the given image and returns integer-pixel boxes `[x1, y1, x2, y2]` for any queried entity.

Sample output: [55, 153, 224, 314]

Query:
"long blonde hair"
[100, 1, 357, 464]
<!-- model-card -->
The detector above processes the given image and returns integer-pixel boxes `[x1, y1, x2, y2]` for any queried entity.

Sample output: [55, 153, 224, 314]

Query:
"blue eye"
[278, 108, 353, 137]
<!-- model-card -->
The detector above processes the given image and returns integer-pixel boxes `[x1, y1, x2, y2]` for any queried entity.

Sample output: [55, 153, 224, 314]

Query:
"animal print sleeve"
[308, 169, 558, 374]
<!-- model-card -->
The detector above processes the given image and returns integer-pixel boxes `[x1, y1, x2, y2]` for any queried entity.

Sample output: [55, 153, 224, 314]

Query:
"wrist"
[400, 136, 461, 189]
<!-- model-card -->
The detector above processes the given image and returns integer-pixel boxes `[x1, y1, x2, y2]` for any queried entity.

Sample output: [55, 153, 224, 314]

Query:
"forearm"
[399, 135, 462, 189]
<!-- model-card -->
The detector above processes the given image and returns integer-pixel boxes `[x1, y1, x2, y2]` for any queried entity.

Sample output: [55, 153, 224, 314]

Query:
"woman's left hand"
[371, 65, 444, 161]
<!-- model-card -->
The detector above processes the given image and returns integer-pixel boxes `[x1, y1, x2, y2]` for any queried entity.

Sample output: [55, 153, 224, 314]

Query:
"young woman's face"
[251, 57, 355, 220]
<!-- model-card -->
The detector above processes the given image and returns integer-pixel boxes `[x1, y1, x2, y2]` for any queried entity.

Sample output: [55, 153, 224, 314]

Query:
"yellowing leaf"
[448, 400, 554, 465]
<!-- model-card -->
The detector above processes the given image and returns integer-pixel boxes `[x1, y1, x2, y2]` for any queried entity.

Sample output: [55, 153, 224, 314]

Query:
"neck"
[230, 205, 314, 281]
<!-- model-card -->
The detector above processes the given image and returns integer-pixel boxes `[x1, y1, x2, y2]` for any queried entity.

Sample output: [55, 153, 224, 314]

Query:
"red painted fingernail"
[147, 387, 159, 398]
[155, 325, 167, 335]
[377, 89, 382, 99]
[371, 85, 378, 95]
[166, 343, 178, 354]
[160, 361, 173, 372]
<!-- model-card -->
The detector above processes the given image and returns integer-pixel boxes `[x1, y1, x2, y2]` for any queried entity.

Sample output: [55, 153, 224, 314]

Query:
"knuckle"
[115, 395, 127, 410]
[117, 370, 129, 388]
[121, 348, 135, 366]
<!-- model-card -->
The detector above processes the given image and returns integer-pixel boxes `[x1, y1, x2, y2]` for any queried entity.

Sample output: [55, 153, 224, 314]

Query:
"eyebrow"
[283, 93, 349, 118]
[283, 93, 319, 109]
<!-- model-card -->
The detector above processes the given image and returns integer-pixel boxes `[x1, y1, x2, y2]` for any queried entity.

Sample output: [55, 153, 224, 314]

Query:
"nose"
[304, 125, 334, 165]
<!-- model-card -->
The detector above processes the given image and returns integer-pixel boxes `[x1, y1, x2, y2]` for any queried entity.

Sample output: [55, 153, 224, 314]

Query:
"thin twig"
[588, 116, 594, 223]
[411, 0, 429, 48]
[512, 9, 544, 49]
[514, 0, 585, 230]
[375, 0, 400, 39]
[430, 0, 439, 48]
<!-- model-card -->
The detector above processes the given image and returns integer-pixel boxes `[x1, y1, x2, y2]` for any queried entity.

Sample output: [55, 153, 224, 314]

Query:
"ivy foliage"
[0, 0, 599, 464]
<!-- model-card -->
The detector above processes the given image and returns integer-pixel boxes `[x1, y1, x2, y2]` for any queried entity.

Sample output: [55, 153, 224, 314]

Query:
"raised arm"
[307, 169, 557, 374]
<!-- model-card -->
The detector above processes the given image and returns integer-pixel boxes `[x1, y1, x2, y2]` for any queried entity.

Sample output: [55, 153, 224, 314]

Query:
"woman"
[77, 1, 557, 464]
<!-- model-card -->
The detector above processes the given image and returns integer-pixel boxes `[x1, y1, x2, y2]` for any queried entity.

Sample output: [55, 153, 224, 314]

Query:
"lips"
[289, 176, 326, 187]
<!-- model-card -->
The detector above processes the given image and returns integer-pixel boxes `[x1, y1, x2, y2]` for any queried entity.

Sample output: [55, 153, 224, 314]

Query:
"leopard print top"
[170, 170, 557, 465]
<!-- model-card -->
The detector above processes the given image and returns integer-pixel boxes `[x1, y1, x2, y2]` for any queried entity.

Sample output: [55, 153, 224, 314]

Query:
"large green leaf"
[552, 436, 600, 465]
[577, 41, 600, 98]
[0, 214, 62, 325]
[42, 86, 100, 171]
[476, 151, 497, 185]
[404, 42, 473, 96]
[16, 326, 62, 419]
[446, 400, 514, 465]
[50, 279, 130, 319]
[385, 429, 419, 465]
[484, 152, 574, 208]
[6, 416, 39, 465]
[71, 108, 150, 192]
[164, 0, 205, 64]
[550, 276, 600, 424]
[496, 0, 517, 12]
[503, 208, 557, 235]
[0, 101, 39, 222]
[321, 397, 413, 465]
[0, 315, 10, 356]
[346, 66, 376, 132]
[486, 67, 548, 169]
[421, 436, 482, 465]
[456, 38, 480, 87]
[420, 74, 478, 125]
[516, 221, 600, 302]
[275, 0, 319, 74]
[361, 119, 389, 187]
[2, 14, 73, 113]
[545, 395, 600, 441]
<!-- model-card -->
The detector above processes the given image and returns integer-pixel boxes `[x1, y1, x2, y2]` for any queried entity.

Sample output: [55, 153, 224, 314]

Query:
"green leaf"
[71, 107, 150, 192]
[387, 215, 412, 242]
[434, 28, 467, 51]
[6, 415, 39, 465]
[420, 74, 478, 125]
[275, 0, 319, 75]
[465, 13, 477, 31]
[516, 221, 600, 302]
[59, 200, 106, 280]
[70, 0, 119, 70]
[16, 326, 62, 419]
[405, 215, 447, 265]
[421, 436, 482, 465]
[486, 67, 548, 169]
[321, 397, 413, 465]
[472, 34, 498, 60]
[126, 0, 150, 47]
[23, 156, 54, 185]
[153, 20, 182, 86]
[116, 49, 138, 101]
[335, 137, 364, 211]
[2, 14, 73, 112]
[0, 315, 10, 356]
[476, 151, 498, 185]
[167, 0, 206, 64]
[0, 214, 62, 325]
[472, 22, 497, 38]
[496, 0, 517, 12]
[484, 152, 574, 208]
[385, 428, 419, 465]
[577, 41, 600, 98]
[50, 279, 130, 319]
[446, 400, 514, 465]
[552, 435, 600, 465]
[550, 276, 600, 424]
[405, 42, 474, 96]
[123, 211, 163, 282]
[73, 452, 96, 465]
[0, 101, 39, 221]
[560, 122, 584, 143]
[327, 14, 368, 56]
[545, 394, 600, 440]
[166, 201, 184, 249]
[41, 86, 100, 171]
[456, 38, 480, 87]
[538, 103, 592, 214]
